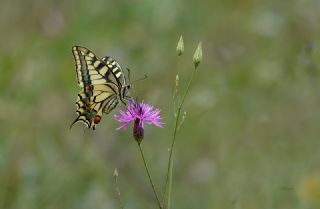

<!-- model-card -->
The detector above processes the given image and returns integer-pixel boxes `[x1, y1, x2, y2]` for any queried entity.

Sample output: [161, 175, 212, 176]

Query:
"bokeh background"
[1, 0, 320, 208]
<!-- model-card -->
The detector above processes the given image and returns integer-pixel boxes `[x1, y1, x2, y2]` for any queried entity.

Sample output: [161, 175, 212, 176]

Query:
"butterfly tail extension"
[70, 117, 83, 130]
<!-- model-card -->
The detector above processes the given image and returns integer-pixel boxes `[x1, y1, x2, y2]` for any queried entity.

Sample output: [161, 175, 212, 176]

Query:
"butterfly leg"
[120, 98, 127, 106]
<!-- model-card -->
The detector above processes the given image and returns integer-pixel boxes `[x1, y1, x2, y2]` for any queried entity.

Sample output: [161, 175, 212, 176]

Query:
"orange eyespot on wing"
[93, 115, 101, 124]
[85, 86, 91, 93]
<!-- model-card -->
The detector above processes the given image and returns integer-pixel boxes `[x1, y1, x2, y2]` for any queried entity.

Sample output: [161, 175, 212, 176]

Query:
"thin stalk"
[113, 170, 124, 209]
[138, 143, 163, 209]
[166, 154, 173, 209]
[162, 67, 197, 209]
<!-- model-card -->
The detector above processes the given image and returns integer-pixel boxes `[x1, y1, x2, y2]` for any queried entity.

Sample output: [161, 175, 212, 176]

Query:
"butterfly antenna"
[126, 68, 131, 83]
[125, 68, 147, 84]
[131, 74, 148, 84]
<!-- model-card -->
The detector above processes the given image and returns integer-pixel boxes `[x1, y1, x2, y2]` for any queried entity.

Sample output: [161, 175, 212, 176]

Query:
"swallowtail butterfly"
[71, 46, 131, 130]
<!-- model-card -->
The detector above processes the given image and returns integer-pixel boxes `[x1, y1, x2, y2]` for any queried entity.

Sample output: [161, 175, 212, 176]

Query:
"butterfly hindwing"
[71, 84, 119, 129]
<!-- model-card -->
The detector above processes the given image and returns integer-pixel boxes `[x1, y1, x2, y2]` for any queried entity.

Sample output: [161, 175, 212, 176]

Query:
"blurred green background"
[1, 0, 320, 208]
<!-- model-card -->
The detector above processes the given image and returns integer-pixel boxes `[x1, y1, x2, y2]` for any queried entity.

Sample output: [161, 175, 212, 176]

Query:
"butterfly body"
[71, 46, 131, 130]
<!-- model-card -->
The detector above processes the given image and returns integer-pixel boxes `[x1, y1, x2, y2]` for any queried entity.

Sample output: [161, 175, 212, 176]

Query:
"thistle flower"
[114, 101, 163, 144]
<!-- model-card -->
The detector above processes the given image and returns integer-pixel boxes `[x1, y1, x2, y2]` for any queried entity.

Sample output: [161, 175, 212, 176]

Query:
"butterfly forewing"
[73, 46, 117, 87]
[102, 56, 126, 87]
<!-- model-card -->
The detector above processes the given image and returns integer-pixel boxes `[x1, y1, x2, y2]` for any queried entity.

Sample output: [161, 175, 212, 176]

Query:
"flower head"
[114, 101, 163, 143]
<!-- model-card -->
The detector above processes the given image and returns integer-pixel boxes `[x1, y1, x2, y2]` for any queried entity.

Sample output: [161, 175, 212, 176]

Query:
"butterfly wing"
[72, 46, 121, 87]
[102, 56, 132, 105]
[101, 56, 126, 87]
[71, 46, 125, 129]
[71, 84, 119, 129]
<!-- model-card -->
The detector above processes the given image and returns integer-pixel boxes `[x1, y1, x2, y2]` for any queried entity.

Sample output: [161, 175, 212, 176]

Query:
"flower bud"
[113, 168, 119, 177]
[193, 42, 202, 68]
[175, 74, 179, 87]
[182, 111, 187, 121]
[176, 36, 184, 56]
[133, 119, 144, 144]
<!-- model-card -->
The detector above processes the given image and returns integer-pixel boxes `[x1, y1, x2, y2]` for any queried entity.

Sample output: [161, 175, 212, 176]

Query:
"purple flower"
[114, 101, 163, 143]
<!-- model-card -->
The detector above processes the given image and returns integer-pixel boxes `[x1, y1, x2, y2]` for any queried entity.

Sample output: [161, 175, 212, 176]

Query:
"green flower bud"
[113, 168, 119, 177]
[176, 36, 184, 56]
[175, 74, 179, 87]
[193, 42, 202, 68]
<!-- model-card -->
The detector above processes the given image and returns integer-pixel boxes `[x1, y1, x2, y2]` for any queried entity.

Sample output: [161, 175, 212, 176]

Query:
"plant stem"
[138, 143, 163, 209]
[166, 154, 173, 209]
[162, 67, 197, 209]
[113, 170, 124, 209]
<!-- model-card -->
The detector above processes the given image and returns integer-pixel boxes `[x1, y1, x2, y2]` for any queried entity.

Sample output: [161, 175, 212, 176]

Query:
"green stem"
[138, 143, 163, 209]
[113, 170, 124, 209]
[166, 155, 173, 209]
[162, 67, 197, 209]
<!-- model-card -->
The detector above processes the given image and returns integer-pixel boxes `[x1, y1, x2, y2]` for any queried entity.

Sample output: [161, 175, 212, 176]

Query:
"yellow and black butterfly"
[71, 46, 132, 130]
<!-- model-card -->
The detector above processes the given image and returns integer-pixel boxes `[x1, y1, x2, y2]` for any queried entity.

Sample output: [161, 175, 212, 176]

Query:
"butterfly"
[70, 46, 132, 130]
